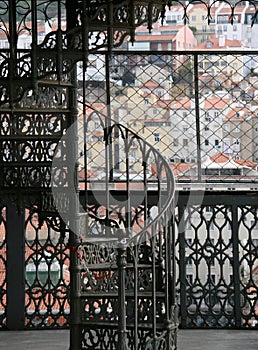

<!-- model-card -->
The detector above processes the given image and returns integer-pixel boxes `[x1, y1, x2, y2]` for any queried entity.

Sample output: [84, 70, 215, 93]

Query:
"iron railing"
[0, 2, 258, 347]
[2, 190, 258, 331]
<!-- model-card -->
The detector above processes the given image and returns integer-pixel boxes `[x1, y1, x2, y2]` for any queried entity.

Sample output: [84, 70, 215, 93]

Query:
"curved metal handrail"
[78, 104, 175, 247]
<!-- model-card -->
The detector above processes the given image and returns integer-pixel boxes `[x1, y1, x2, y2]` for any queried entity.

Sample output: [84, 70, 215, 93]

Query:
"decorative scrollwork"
[25, 207, 69, 329]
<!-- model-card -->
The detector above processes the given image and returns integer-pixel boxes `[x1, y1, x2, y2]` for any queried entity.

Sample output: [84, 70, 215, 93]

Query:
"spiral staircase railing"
[73, 108, 177, 349]
[49, 102, 177, 348]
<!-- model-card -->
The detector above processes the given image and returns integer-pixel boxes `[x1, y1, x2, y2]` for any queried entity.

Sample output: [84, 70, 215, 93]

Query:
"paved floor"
[0, 329, 258, 349]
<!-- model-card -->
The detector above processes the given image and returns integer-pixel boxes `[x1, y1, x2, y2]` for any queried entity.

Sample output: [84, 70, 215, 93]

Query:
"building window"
[205, 139, 209, 146]
[215, 139, 219, 146]
[183, 139, 188, 146]
[233, 25, 237, 31]
[223, 25, 227, 32]
[154, 133, 160, 142]
[205, 112, 211, 121]
[233, 139, 240, 152]
[192, 15, 196, 21]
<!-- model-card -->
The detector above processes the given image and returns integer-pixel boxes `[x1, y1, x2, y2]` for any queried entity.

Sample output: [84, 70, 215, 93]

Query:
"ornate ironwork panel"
[176, 193, 258, 329]
[238, 205, 258, 328]
[25, 208, 70, 329]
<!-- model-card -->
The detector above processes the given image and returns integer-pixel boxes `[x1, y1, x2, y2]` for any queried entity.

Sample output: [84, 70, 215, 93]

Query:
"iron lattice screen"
[80, 51, 258, 186]
[175, 194, 258, 329]
[24, 208, 70, 329]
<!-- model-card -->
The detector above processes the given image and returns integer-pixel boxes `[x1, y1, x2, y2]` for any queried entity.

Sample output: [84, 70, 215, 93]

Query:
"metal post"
[178, 202, 187, 328]
[231, 203, 242, 327]
[6, 201, 25, 330]
[68, 76, 82, 350]
[193, 54, 202, 182]
[116, 242, 128, 350]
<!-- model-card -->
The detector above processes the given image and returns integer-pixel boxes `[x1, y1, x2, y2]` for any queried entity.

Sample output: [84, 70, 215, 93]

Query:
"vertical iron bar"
[193, 54, 202, 182]
[117, 242, 128, 350]
[68, 87, 82, 350]
[31, 0, 38, 90]
[125, 129, 131, 229]
[9, 0, 17, 109]
[66, 0, 81, 342]
[82, 0, 89, 212]
[178, 201, 187, 327]
[152, 224, 157, 349]
[231, 203, 242, 327]
[68, 73, 82, 350]
[143, 142, 148, 231]
[164, 215, 170, 325]
[105, 53, 113, 181]
[134, 246, 139, 350]
[105, 53, 111, 232]
[6, 201, 25, 330]
[56, 0, 63, 82]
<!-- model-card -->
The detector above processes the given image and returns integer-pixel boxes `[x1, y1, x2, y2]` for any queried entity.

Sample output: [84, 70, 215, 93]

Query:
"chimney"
[218, 35, 225, 47]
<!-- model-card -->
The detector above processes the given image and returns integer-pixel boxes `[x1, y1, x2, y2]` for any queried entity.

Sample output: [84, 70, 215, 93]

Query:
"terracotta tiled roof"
[170, 98, 191, 109]
[134, 34, 175, 42]
[188, 3, 207, 12]
[202, 96, 231, 109]
[224, 107, 253, 121]
[171, 163, 195, 176]
[210, 152, 232, 163]
[196, 38, 244, 50]
[156, 100, 173, 108]
[209, 153, 257, 170]
[234, 159, 258, 170]
[142, 80, 160, 88]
